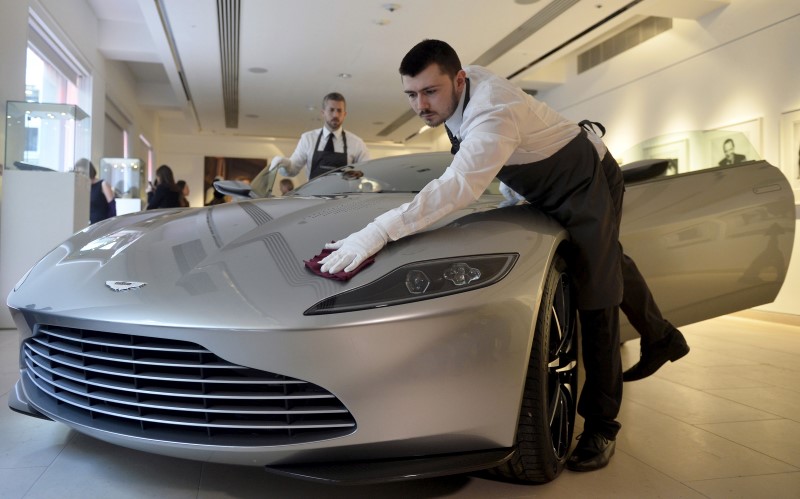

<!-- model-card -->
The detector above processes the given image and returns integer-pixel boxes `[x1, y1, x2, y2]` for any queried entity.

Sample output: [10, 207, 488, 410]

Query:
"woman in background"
[85, 159, 114, 224]
[147, 164, 181, 209]
[176, 180, 191, 207]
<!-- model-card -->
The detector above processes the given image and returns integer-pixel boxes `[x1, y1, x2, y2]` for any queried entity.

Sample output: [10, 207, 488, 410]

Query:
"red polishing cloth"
[304, 246, 375, 281]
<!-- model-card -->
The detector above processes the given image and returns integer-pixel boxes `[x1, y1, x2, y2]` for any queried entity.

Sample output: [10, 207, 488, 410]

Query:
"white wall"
[536, 0, 800, 315]
[0, 0, 33, 328]
[0, 0, 161, 327]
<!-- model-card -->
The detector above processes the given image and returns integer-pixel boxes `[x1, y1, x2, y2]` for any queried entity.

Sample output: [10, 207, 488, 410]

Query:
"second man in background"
[270, 92, 370, 180]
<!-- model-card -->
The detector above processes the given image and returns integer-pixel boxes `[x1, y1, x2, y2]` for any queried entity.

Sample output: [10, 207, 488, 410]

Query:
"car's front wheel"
[491, 252, 579, 483]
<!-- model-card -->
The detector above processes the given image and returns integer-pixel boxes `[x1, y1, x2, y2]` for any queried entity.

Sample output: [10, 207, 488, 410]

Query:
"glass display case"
[99, 157, 144, 199]
[100, 157, 145, 215]
[4, 101, 91, 173]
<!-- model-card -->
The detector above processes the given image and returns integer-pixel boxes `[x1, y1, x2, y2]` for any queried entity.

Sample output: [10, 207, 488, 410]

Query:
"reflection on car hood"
[9, 194, 559, 330]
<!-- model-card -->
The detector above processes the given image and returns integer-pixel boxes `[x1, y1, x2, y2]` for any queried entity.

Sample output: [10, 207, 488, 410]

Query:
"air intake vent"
[578, 16, 672, 73]
[22, 325, 356, 446]
[217, 0, 240, 128]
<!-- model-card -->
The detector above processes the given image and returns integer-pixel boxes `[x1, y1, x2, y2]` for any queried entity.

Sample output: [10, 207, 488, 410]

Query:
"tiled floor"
[1, 312, 799, 498]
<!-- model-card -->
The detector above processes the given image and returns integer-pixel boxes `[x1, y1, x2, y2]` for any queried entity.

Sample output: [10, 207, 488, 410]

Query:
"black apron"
[310, 130, 348, 179]
[446, 82, 621, 309]
[496, 129, 623, 310]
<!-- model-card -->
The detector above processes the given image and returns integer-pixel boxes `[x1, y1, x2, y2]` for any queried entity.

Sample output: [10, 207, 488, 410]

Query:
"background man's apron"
[310, 130, 349, 179]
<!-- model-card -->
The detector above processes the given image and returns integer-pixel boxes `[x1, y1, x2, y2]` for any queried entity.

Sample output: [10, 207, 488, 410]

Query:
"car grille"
[21, 325, 356, 446]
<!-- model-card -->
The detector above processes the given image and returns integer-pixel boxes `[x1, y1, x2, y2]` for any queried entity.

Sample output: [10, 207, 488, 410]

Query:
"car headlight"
[304, 253, 518, 315]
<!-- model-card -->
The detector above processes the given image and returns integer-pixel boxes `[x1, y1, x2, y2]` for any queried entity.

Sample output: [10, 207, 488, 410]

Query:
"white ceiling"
[87, 0, 729, 144]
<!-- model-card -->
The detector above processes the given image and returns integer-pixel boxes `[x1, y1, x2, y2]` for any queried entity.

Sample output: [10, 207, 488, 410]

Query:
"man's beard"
[420, 81, 461, 127]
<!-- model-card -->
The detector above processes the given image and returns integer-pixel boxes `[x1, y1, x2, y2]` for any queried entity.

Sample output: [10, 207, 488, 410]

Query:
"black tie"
[444, 78, 470, 155]
[445, 125, 460, 155]
[324, 133, 335, 152]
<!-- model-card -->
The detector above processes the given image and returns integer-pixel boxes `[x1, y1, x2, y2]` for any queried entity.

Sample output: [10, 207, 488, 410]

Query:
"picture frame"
[203, 156, 267, 205]
[704, 118, 763, 168]
[643, 138, 687, 175]
[779, 109, 800, 193]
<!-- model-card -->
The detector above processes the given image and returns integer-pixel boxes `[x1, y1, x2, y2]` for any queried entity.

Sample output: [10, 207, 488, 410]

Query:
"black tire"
[490, 252, 579, 483]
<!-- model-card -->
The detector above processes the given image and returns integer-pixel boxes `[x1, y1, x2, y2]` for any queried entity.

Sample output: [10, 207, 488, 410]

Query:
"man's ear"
[455, 69, 467, 90]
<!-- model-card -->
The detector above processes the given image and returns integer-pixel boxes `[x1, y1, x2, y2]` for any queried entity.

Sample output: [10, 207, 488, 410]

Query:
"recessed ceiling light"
[514, 0, 540, 4]
[382, 3, 400, 12]
[338, 73, 352, 79]
[248, 67, 268, 74]
[373, 19, 390, 25]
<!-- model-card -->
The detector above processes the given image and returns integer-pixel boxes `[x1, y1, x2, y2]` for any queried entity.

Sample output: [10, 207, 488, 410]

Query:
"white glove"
[498, 182, 525, 208]
[269, 156, 292, 176]
[320, 222, 389, 273]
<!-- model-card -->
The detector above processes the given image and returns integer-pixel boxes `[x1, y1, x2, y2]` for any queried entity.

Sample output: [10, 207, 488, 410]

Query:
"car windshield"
[292, 152, 456, 196]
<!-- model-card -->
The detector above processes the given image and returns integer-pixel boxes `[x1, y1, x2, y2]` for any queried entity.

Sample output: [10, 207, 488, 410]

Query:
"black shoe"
[623, 328, 690, 382]
[566, 432, 616, 472]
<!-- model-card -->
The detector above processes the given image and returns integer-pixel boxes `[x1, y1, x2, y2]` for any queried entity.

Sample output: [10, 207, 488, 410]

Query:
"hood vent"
[217, 0, 240, 128]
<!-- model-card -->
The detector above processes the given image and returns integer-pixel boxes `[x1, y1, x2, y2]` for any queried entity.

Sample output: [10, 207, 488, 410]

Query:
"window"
[25, 47, 79, 105]
[20, 7, 92, 172]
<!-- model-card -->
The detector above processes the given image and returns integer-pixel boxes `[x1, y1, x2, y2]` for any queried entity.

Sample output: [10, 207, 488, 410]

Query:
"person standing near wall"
[269, 92, 371, 180]
[147, 164, 181, 210]
[83, 159, 115, 224]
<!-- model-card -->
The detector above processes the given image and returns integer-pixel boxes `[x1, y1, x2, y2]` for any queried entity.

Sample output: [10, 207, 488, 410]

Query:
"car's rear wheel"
[491, 252, 579, 483]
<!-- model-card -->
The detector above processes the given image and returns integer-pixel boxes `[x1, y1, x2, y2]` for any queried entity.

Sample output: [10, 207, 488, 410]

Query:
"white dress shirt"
[374, 65, 587, 241]
[283, 127, 371, 177]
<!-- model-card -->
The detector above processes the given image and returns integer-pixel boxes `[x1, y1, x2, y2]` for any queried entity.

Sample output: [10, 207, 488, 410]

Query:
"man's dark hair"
[322, 92, 346, 108]
[399, 39, 462, 78]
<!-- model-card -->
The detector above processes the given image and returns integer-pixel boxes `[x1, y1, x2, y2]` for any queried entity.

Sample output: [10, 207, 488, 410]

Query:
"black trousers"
[600, 151, 675, 346]
[498, 130, 623, 438]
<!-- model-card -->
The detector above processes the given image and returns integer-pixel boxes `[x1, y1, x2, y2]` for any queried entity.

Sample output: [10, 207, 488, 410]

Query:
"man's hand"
[320, 223, 389, 273]
[269, 156, 291, 175]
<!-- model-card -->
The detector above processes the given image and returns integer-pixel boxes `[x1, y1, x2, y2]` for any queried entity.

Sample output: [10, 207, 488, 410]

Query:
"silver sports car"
[7, 149, 795, 484]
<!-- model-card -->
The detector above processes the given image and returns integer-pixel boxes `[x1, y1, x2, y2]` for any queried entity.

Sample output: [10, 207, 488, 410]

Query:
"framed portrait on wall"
[643, 138, 687, 175]
[203, 156, 267, 205]
[704, 118, 762, 168]
[779, 109, 800, 193]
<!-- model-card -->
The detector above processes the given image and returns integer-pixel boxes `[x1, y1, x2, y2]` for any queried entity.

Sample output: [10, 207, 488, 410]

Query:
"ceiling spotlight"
[248, 67, 268, 74]
[373, 19, 390, 25]
[514, 0, 541, 4]
[338, 73, 352, 79]
[382, 3, 400, 12]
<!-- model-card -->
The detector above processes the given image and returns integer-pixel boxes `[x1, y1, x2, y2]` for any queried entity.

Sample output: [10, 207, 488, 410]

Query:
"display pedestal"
[115, 197, 142, 216]
[0, 170, 90, 328]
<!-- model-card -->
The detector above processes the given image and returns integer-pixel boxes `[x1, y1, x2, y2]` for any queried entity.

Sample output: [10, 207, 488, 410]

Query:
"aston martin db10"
[7, 149, 795, 484]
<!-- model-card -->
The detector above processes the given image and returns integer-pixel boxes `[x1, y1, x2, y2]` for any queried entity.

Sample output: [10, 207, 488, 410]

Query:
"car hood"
[9, 194, 563, 330]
